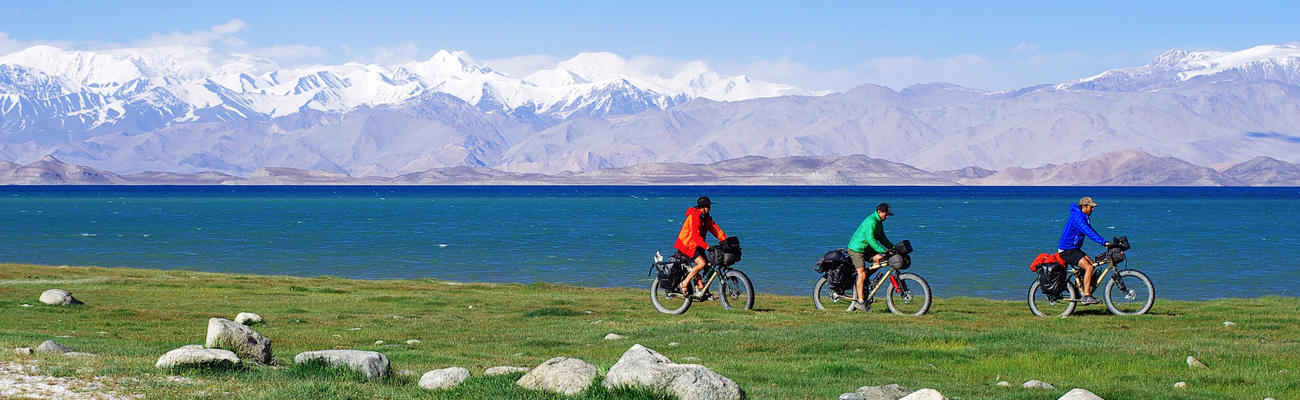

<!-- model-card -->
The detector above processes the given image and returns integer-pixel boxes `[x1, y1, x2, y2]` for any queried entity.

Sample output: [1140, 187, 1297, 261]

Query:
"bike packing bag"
[655, 261, 684, 291]
[829, 264, 859, 293]
[1029, 252, 1064, 272]
[893, 240, 914, 255]
[709, 236, 742, 266]
[815, 248, 848, 273]
[1036, 262, 1067, 298]
[887, 253, 911, 270]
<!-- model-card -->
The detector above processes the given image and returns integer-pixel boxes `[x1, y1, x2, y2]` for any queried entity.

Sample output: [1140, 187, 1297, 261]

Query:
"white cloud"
[359, 42, 422, 65]
[252, 45, 328, 64]
[136, 18, 249, 48]
[481, 54, 559, 77]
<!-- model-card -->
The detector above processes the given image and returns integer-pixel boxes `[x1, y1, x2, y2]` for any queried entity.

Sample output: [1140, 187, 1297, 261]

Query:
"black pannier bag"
[1036, 262, 1067, 300]
[654, 261, 684, 291]
[893, 240, 914, 255]
[708, 236, 742, 266]
[887, 253, 911, 270]
[829, 264, 859, 293]
[814, 248, 848, 273]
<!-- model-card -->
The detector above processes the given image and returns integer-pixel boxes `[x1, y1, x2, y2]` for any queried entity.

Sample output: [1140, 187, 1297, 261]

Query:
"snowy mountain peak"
[1062, 43, 1300, 91]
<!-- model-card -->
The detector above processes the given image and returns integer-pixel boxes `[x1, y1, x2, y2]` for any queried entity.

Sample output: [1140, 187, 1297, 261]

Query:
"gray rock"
[604, 333, 625, 340]
[35, 340, 74, 354]
[38, 289, 82, 305]
[374, 340, 384, 345]
[603, 344, 743, 400]
[1174, 381, 1187, 389]
[419, 367, 471, 390]
[405, 339, 421, 345]
[206, 318, 272, 364]
[839, 393, 868, 400]
[14, 347, 33, 355]
[996, 381, 1011, 387]
[235, 312, 263, 325]
[1023, 379, 1056, 390]
[1223, 321, 1236, 327]
[1058, 388, 1104, 400]
[484, 366, 530, 376]
[899, 389, 946, 400]
[667, 342, 680, 347]
[853, 384, 913, 400]
[516, 356, 598, 396]
[1187, 356, 1208, 369]
[294, 350, 390, 380]
[155, 347, 239, 369]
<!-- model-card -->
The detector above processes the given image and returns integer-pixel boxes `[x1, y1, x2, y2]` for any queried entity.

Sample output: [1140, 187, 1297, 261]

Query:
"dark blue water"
[2, 186, 1297, 300]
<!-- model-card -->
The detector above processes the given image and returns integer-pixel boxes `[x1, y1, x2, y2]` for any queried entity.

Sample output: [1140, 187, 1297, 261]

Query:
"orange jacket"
[674, 207, 727, 256]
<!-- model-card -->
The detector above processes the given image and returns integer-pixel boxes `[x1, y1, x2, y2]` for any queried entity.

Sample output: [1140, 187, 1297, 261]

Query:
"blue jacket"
[1057, 204, 1106, 250]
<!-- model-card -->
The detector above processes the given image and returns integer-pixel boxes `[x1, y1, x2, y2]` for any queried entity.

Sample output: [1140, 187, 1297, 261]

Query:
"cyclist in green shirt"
[845, 203, 894, 312]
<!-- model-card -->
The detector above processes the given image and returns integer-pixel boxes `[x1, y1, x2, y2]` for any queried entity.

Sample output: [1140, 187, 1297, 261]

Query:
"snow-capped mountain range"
[2, 43, 1299, 176]
[0, 45, 807, 130]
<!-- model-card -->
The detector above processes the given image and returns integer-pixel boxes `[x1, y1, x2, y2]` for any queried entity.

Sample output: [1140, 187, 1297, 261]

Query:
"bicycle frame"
[826, 261, 903, 299]
[1066, 251, 1133, 297]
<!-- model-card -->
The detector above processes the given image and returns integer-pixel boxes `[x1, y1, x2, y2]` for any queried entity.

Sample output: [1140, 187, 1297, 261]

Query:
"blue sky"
[2, 1, 1297, 91]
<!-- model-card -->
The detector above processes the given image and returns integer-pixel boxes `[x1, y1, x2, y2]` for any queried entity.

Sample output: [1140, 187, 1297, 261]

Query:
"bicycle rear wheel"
[650, 278, 692, 314]
[1027, 279, 1079, 317]
[885, 272, 931, 316]
[1104, 270, 1155, 315]
[719, 270, 755, 311]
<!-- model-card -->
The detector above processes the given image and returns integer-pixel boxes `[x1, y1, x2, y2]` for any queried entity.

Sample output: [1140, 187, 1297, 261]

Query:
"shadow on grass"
[524, 307, 584, 318]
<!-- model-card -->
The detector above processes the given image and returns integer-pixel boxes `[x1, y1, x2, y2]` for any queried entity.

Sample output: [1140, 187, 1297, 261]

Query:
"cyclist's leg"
[848, 250, 868, 301]
[1078, 255, 1095, 295]
[680, 250, 708, 293]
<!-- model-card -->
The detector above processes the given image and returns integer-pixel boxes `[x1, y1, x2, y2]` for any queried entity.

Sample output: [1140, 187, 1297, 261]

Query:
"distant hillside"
[1221, 156, 1300, 186]
[966, 150, 1245, 186]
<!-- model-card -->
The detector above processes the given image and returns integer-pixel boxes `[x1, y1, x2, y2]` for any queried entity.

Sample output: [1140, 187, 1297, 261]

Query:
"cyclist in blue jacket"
[1058, 196, 1111, 304]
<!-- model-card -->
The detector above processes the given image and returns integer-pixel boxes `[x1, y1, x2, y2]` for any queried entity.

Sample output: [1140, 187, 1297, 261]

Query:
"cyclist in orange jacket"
[673, 196, 727, 297]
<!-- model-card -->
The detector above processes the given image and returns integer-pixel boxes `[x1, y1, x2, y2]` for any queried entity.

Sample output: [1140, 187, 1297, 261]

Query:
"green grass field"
[2, 263, 1297, 399]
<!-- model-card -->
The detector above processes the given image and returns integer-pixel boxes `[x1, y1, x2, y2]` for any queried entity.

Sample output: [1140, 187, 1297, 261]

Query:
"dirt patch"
[0, 360, 138, 400]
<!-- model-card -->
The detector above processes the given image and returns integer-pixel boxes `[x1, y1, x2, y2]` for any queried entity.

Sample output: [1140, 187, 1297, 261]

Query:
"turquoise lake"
[2, 186, 1297, 300]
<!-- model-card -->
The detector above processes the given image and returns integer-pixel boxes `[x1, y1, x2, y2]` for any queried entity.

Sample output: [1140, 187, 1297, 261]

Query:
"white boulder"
[206, 318, 272, 364]
[156, 347, 240, 369]
[419, 367, 471, 390]
[602, 344, 743, 400]
[235, 312, 263, 325]
[516, 357, 598, 395]
[39, 289, 82, 305]
[294, 350, 390, 380]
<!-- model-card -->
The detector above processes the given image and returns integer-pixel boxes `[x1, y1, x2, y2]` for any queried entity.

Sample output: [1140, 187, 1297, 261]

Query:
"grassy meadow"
[1, 263, 1297, 399]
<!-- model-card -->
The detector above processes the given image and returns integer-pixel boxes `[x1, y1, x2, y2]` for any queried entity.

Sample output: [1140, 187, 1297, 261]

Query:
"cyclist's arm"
[864, 221, 890, 253]
[1079, 217, 1106, 246]
[708, 220, 727, 241]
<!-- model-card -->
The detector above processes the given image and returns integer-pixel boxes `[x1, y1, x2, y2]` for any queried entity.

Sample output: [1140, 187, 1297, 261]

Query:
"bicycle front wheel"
[1027, 278, 1079, 317]
[1104, 270, 1155, 315]
[650, 278, 692, 315]
[885, 272, 932, 316]
[719, 269, 754, 311]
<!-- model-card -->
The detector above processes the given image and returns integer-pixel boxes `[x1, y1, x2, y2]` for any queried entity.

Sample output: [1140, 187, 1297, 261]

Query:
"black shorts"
[675, 247, 708, 264]
[1059, 248, 1087, 267]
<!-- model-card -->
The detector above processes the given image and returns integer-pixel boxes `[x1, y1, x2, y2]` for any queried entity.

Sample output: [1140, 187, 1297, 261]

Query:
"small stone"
[1058, 388, 1104, 400]
[604, 333, 625, 340]
[39, 289, 83, 305]
[667, 342, 680, 347]
[996, 381, 1011, 387]
[485, 366, 530, 376]
[899, 388, 946, 400]
[419, 367, 471, 390]
[1023, 379, 1056, 390]
[332, 334, 342, 338]
[36, 340, 74, 354]
[235, 312, 263, 325]
[584, 310, 593, 314]
[1223, 321, 1236, 327]
[405, 339, 421, 345]
[346, 327, 361, 331]
[374, 340, 384, 345]
[1174, 381, 1187, 389]
[20, 304, 32, 307]
[591, 320, 602, 324]
[854, 384, 912, 400]
[467, 305, 474, 309]
[1187, 356, 1208, 369]
[1265, 397, 1275, 400]
[97, 331, 108, 335]
[14, 347, 33, 355]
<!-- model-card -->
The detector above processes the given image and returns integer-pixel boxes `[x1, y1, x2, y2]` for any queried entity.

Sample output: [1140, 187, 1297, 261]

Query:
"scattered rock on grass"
[899, 389, 946, 400]
[604, 333, 625, 340]
[35, 340, 74, 354]
[419, 367, 471, 390]
[206, 318, 273, 364]
[1186, 356, 1208, 369]
[996, 381, 1011, 387]
[14, 347, 33, 355]
[294, 350, 390, 380]
[155, 347, 239, 369]
[603, 344, 743, 400]
[1223, 321, 1236, 327]
[516, 357, 598, 396]
[374, 340, 384, 345]
[39, 289, 83, 305]
[1174, 381, 1187, 389]
[1023, 380, 1056, 390]
[839, 384, 912, 400]
[1058, 388, 1104, 400]
[668, 342, 680, 347]
[235, 312, 263, 325]
[484, 366, 529, 376]
[405, 339, 421, 345]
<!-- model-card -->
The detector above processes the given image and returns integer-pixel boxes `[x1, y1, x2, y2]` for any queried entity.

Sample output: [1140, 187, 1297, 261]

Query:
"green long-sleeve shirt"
[847, 212, 892, 254]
